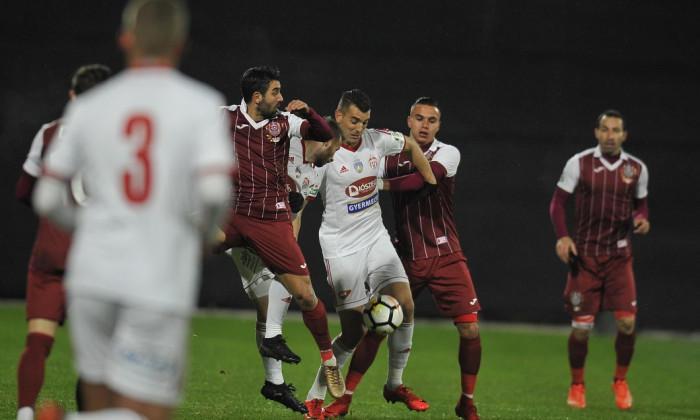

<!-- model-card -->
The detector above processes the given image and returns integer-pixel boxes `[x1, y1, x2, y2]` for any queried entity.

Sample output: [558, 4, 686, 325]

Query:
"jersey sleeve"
[635, 161, 649, 199]
[22, 123, 51, 177]
[556, 154, 580, 193]
[194, 93, 236, 173]
[375, 129, 406, 158]
[431, 144, 460, 177]
[43, 105, 82, 181]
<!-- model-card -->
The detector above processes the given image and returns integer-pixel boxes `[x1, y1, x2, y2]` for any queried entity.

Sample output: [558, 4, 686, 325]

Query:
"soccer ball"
[363, 294, 403, 335]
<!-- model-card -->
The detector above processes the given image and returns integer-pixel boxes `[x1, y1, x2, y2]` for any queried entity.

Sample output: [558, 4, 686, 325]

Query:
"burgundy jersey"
[557, 146, 649, 257]
[222, 102, 329, 221]
[381, 139, 462, 260]
[18, 120, 72, 273]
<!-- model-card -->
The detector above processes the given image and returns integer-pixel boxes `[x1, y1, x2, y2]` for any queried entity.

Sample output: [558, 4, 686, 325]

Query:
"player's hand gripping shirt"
[43, 68, 234, 313]
[557, 145, 648, 257]
[380, 138, 462, 260]
[318, 129, 405, 258]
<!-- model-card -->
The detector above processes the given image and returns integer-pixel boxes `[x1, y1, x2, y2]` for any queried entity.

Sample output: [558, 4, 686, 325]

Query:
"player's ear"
[334, 109, 342, 123]
[118, 30, 134, 53]
[407, 115, 411, 128]
[68, 90, 76, 101]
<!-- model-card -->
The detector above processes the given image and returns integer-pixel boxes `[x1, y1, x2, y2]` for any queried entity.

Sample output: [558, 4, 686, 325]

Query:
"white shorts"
[227, 247, 276, 300]
[68, 296, 190, 406]
[324, 231, 408, 311]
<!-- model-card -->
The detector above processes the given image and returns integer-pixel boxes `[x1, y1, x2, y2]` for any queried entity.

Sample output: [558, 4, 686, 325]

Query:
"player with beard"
[224, 118, 342, 414]
[218, 66, 346, 401]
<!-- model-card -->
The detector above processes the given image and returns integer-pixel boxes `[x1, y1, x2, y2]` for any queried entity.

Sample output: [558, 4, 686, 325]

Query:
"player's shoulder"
[432, 139, 459, 154]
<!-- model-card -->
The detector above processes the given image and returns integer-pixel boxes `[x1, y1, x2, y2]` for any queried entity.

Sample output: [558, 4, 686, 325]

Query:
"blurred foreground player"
[34, 0, 235, 419]
[550, 109, 649, 410]
[15, 63, 112, 420]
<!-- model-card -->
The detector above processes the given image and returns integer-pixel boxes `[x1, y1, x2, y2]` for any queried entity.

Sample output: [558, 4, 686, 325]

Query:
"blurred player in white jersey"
[15, 63, 112, 420]
[327, 97, 484, 420]
[225, 118, 341, 414]
[33, 1, 235, 419]
[304, 89, 436, 419]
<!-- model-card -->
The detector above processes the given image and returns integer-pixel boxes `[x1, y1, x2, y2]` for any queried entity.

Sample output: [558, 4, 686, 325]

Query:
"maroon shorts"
[220, 212, 310, 276]
[25, 265, 66, 324]
[564, 255, 637, 316]
[403, 252, 481, 319]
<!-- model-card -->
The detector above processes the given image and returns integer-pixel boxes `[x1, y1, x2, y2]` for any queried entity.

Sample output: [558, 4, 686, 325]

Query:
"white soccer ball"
[363, 294, 403, 335]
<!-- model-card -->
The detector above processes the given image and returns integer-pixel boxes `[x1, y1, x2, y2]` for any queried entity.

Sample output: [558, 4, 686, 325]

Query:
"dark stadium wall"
[2, 1, 698, 331]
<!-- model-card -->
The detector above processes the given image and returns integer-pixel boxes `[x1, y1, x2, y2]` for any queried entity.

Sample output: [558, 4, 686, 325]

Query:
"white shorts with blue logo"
[68, 296, 189, 406]
[323, 230, 408, 311]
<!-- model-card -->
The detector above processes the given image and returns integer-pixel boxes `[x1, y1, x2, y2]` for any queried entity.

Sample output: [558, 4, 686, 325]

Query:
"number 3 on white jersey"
[123, 115, 153, 203]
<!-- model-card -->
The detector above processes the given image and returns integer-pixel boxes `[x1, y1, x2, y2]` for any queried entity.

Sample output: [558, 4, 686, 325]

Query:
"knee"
[456, 322, 479, 339]
[616, 317, 635, 335]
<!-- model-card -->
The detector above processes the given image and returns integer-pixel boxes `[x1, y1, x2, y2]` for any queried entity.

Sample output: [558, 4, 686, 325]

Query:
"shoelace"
[324, 365, 343, 386]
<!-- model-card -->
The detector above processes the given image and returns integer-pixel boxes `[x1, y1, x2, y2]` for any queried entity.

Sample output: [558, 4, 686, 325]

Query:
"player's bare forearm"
[404, 137, 436, 185]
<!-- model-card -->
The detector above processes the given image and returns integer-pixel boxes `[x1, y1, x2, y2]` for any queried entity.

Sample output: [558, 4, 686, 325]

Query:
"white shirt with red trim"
[318, 128, 405, 258]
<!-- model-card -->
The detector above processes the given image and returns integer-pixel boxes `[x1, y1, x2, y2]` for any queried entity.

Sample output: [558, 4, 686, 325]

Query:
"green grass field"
[1, 302, 698, 419]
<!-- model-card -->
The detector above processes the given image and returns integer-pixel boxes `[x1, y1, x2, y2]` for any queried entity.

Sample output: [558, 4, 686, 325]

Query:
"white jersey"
[43, 67, 234, 314]
[287, 136, 321, 216]
[318, 128, 405, 258]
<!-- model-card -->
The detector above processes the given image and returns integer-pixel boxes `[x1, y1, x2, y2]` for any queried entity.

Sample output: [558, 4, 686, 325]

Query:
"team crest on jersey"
[620, 163, 638, 184]
[368, 155, 378, 169]
[353, 160, 364, 173]
[266, 121, 283, 143]
[295, 166, 303, 179]
[302, 177, 310, 189]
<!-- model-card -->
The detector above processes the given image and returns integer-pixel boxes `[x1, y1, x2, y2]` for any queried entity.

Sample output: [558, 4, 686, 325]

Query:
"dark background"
[2, 1, 698, 332]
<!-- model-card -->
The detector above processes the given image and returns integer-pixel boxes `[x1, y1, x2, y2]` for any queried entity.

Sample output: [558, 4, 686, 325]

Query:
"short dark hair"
[410, 96, 440, 116]
[337, 89, 371, 113]
[71, 64, 112, 95]
[324, 116, 344, 142]
[240, 65, 280, 103]
[596, 109, 626, 131]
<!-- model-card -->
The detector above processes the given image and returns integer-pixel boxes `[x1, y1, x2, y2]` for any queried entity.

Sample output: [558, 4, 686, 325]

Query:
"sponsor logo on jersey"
[470, 298, 478, 305]
[353, 160, 364, 173]
[338, 290, 352, 299]
[308, 185, 319, 197]
[369, 155, 378, 168]
[620, 163, 638, 184]
[289, 156, 295, 164]
[236, 123, 249, 129]
[347, 192, 379, 214]
[391, 131, 404, 145]
[276, 201, 287, 210]
[436, 236, 448, 245]
[593, 166, 605, 173]
[340, 166, 349, 173]
[282, 296, 293, 303]
[345, 176, 377, 198]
